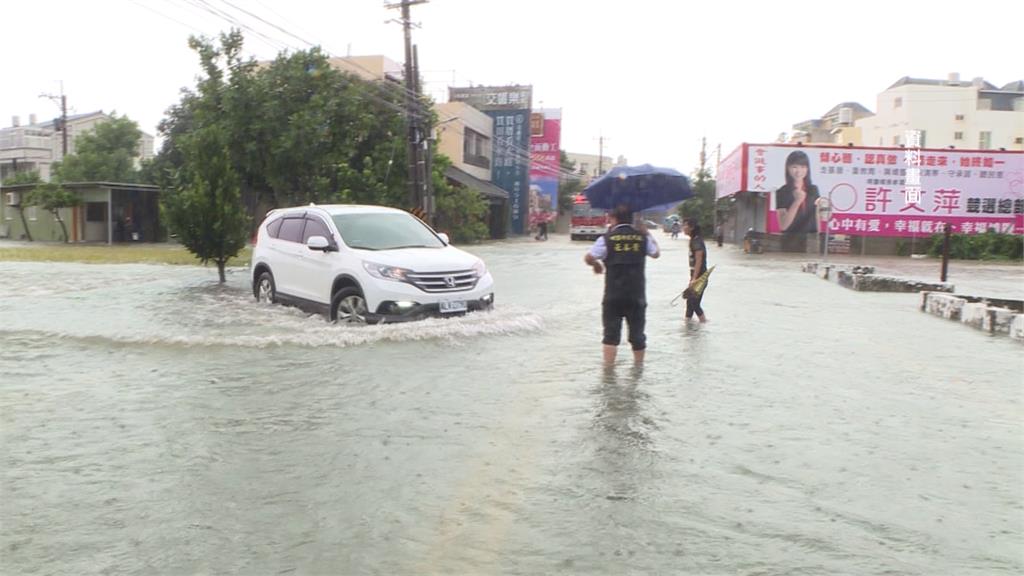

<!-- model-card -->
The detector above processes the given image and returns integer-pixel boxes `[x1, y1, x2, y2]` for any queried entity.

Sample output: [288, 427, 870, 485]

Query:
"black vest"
[602, 225, 646, 302]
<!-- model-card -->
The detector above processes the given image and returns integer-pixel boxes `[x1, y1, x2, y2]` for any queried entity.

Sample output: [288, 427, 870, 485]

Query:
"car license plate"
[439, 300, 468, 314]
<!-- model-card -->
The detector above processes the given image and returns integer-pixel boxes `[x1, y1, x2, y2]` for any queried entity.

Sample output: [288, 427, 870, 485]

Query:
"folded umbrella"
[671, 265, 716, 306]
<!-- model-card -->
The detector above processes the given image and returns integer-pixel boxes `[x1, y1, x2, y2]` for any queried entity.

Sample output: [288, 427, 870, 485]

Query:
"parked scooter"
[743, 228, 763, 254]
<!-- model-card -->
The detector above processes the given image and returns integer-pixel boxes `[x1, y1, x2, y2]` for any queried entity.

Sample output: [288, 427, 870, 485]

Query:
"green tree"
[557, 150, 582, 214]
[676, 167, 716, 233]
[3, 170, 42, 185]
[431, 154, 489, 243]
[157, 31, 410, 226]
[163, 125, 250, 283]
[2, 170, 42, 241]
[25, 182, 79, 242]
[56, 115, 142, 182]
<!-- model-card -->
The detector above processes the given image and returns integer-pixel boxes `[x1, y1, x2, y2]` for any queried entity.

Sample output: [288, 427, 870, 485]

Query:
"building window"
[1015, 137, 1023, 144]
[893, 97, 902, 109]
[918, 130, 926, 148]
[979, 131, 992, 150]
[86, 203, 105, 222]
[892, 135, 901, 146]
[462, 128, 490, 170]
[954, 132, 964, 140]
[28, 206, 37, 221]
[954, 114, 965, 121]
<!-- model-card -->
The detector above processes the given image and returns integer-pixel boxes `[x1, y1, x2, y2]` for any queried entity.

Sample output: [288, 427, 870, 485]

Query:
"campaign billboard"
[720, 143, 1023, 237]
[529, 109, 561, 231]
[449, 85, 532, 234]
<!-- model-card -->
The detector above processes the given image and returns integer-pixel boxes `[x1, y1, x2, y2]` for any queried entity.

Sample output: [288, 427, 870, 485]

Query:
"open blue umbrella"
[583, 164, 693, 212]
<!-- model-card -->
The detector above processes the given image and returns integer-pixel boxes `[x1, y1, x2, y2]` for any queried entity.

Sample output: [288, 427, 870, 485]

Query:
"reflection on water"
[590, 364, 655, 503]
[1, 239, 1022, 575]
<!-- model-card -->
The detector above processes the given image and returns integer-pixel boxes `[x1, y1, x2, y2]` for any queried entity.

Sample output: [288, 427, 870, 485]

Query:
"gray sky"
[3, 0, 1022, 175]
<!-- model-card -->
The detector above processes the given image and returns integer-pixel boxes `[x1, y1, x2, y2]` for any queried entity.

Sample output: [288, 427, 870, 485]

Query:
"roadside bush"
[926, 230, 1023, 260]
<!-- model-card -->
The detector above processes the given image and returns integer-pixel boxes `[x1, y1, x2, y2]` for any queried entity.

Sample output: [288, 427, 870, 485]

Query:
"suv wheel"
[255, 271, 276, 303]
[332, 287, 368, 324]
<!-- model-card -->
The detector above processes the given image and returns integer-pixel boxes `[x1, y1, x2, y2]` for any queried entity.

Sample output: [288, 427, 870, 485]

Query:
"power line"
[154, 0, 582, 182]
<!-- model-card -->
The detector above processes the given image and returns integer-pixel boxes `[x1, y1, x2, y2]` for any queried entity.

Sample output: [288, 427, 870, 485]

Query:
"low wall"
[802, 262, 954, 293]
[921, 291, 1024, 341]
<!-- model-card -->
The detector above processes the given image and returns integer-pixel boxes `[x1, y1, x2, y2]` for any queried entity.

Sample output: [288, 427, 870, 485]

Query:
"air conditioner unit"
[5, 192, 20, 207]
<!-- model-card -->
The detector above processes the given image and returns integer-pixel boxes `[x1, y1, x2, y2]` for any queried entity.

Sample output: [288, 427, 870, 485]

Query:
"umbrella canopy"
[583, 164, 693, 212]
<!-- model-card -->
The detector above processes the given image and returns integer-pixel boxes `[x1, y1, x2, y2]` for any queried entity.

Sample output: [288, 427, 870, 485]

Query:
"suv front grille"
[406, 270, 477, 293]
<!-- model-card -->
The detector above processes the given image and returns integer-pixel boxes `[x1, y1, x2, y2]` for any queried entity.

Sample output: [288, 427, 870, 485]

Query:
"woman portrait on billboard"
[775, 150, 822, 234]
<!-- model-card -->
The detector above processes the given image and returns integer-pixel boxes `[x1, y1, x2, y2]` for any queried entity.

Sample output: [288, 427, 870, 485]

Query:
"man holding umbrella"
[584, 205, 660, 364]
[581, 164, 692, 364]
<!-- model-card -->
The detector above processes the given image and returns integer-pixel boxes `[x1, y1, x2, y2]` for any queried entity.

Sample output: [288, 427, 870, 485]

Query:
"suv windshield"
[332, 212, 445, 250]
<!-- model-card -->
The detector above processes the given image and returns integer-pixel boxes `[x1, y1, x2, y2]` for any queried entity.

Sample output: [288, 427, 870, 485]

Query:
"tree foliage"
[557, 150, 582, 214]
[3, 170, 42, 185]
[26, 182, 79, 242]
[676, 167, 715, 230]
[926, 230, 1023, 260]
[156, 31, 413, 222]
[56, 115, 142, 182]
[163, 124, 249, 282]
[431, 154, 489, 243]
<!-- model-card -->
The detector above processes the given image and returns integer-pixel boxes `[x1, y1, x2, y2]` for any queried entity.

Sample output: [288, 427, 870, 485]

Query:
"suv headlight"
[363, 261, 412, 282]
[472, 259, 487, 278]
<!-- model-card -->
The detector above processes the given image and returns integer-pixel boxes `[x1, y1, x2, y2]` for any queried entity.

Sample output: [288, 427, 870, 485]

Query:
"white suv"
[251, 204, 495, 323]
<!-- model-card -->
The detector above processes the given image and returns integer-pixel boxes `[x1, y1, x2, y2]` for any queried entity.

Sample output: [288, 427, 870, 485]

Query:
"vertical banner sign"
[449, 85, 533, 234]
[529, 109, 562, 232]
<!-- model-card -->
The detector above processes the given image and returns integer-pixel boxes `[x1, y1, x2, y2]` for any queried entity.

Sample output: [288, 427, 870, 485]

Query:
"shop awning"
[444, 166, 509, 201]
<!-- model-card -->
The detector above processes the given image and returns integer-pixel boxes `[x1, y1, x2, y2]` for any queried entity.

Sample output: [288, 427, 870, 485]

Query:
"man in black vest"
[584, 205, 661, 364]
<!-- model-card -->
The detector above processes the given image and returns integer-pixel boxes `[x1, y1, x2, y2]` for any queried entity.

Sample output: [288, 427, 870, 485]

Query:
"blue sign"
[489, 110, 531, 234]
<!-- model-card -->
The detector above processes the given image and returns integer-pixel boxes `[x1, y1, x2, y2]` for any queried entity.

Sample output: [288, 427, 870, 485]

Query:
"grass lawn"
[0, 243, 252, 267]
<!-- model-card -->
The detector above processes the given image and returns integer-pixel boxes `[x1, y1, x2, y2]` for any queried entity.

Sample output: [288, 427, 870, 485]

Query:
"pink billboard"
[719, 143, 1024, 237]
[528, 109, 562, 230]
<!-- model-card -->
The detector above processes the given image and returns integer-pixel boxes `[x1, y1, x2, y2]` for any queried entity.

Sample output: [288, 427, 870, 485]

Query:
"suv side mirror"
[437, 233, 450, 245]
[306, 235, 333, 252]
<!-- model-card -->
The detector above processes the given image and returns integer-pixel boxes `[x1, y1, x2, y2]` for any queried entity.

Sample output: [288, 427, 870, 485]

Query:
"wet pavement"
[1, 234, 1022, 575]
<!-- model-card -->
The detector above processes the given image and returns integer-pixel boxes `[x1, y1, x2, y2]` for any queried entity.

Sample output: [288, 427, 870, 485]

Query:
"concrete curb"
[921, 291, 1024, 341]
[802, 262, 954, 293]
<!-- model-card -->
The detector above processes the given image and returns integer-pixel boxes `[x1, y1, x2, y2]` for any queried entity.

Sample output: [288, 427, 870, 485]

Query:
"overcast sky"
[3, 0, 1022, 174]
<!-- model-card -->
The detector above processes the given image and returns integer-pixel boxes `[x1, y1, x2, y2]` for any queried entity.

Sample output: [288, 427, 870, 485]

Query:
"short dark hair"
[611, 205, 633, 224]
[684, 218, 702, 237]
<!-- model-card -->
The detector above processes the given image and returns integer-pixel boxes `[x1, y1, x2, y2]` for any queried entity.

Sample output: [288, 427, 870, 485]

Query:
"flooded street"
[2, 235, 1022, 575]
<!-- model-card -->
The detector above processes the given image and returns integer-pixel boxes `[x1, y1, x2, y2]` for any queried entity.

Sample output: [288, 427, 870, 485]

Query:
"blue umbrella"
[583, 164, 693, 212]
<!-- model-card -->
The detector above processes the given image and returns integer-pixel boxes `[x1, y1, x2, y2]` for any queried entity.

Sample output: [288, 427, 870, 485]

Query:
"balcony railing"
[464, 154, 490, 169]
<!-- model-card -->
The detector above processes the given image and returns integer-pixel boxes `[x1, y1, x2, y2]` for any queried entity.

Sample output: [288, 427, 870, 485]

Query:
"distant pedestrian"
[670, 220, 681, 240]
[683, 218, 708, 323]
[584, 205, 660, 364]
[714, 223, 723, 247]
[535, 219, 549, 241]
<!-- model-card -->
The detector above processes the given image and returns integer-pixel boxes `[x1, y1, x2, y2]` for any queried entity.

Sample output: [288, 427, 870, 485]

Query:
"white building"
[856, 74, 1024, 150]
[0, 111, 155, 182]
[565, 152, 627, 184]
[433, 101, 509, 239]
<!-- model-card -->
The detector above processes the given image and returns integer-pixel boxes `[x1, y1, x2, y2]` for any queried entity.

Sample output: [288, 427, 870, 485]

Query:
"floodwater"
[1, 235, 1022, 575]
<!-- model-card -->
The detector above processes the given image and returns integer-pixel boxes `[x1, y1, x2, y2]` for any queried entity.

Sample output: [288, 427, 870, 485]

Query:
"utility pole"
[597, 133, 607, 175]
[940, 222, 951, 282]
[387, 0, 428, 217]
[414, 44, 432, 224]
[699, 136, 707, 176]
[40, 82, 69, 158]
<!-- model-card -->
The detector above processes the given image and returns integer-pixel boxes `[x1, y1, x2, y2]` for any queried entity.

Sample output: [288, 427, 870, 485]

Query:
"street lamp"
[817, 197, 832, 262]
